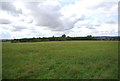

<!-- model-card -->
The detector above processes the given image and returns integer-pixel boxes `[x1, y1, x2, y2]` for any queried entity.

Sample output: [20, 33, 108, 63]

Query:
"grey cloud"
[86, 24, 101, 29]
[106, 20, 117, 24]
[1, 2, 22, 15]
[86, 24, 99, 29]
[86, 26, 95, 29]
[76, 19, 101, 30]
[27, 19, 33, 23]
[97, 2, 116, 9]
[24, 2, 79, 31]
[94, 24, 101, 27]
[89, 2, 117, 10]
[12, 26, 27, 31]
[0, 19, 11, 24]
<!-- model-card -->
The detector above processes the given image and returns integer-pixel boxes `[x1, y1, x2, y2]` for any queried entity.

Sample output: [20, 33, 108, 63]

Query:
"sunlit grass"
[2, 41, 118, 79]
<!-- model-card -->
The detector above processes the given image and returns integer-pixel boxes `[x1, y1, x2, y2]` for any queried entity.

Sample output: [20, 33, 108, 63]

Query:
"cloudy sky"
[0, 0, 119, 39]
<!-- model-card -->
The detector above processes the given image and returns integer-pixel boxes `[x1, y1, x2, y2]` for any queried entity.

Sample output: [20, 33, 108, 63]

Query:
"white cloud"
[0, 0, 118, 39]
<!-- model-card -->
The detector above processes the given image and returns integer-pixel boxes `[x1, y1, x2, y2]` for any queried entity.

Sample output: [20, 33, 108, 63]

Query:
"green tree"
[62, 34, 66, 38]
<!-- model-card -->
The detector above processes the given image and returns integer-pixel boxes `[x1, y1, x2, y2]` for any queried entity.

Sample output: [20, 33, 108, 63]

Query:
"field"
[2, 41, 118, 79]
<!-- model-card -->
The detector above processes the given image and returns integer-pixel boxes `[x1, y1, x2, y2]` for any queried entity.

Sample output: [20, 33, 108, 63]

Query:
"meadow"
[2, 41, 118, 79]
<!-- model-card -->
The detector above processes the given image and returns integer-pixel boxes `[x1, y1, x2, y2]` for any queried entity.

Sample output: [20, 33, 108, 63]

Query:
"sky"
[0, 0, 119, 39]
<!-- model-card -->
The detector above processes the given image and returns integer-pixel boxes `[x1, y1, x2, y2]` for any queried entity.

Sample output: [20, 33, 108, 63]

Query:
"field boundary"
[0, 40, 2, 81]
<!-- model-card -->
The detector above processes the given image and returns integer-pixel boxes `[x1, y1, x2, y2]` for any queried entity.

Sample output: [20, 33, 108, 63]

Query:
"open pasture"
[2, 41, 118, 79]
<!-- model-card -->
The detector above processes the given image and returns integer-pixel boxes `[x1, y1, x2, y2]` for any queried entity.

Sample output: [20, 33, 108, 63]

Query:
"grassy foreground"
[2, 41, 118, 79]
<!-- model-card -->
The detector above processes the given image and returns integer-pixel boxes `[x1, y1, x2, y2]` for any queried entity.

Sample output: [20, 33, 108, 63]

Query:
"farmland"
[2, 41, 118, 79]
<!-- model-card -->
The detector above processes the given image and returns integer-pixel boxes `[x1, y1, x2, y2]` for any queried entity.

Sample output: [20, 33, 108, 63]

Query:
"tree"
[87, 35, 93, 40]
[62, 34, 66, 38]
[87, 35, 92, 38]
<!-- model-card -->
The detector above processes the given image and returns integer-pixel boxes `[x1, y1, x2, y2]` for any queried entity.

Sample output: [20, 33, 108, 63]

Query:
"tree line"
[7, 34, 119, 43]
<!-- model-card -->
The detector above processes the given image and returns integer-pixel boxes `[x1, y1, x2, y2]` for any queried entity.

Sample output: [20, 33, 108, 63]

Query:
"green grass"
[2, 41, 118, 79]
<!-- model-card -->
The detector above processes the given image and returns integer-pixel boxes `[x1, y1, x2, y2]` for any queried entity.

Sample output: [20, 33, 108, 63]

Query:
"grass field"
[2, 41, 118, 79]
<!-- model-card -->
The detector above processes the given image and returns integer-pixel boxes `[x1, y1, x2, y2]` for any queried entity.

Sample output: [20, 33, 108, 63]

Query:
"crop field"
[2, 41, 118, 79]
